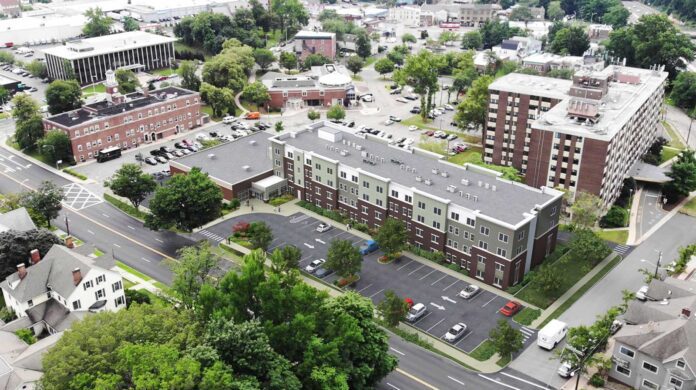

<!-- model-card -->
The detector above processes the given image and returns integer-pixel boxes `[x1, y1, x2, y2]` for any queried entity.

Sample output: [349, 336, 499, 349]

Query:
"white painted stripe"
[426, 318, 445, 332]
[447, 376, 466, 387]
[357, 283, 374, 293]
[442, 280, 459, 291]
[522, 326, 534, 333]
[113, 244, 121, 248]
[478, 374, 520, 390]
[87, 230, 94, 235]
[155, 238, 163, 243]
[407, 264, 425, 275]
[127, 225, 135, 230]
[499, 372, 548, 389]
[481, 296, 497, 308]
[386, 383, 401, 390]
[431, 274, 448, 285]
[419, 269, 437, 280]
[141, 257, 152, 262]
[368, 289, 385, 298]
[102, 213, 110, 218]
[397, 260, 414, 271]
[389, 347, 405, 356]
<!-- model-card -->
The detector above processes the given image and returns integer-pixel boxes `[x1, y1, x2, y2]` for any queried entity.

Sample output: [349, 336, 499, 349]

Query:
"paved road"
[511, 212, 696, 387]
[665, 105, 696, 150]
[635, 185, 669, 240]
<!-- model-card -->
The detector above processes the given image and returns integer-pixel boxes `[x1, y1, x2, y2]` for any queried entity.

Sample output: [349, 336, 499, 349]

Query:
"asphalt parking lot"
[201, 212, 537, 355]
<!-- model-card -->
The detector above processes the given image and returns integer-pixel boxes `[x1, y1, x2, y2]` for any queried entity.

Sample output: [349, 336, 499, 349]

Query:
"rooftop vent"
[415, 176, 423, 182]
[485, 183, 490, 189]
[682, 308, 692, 318]
[461, 179, 470, 186]
[477, 181, 483, 187]
[447, 185, 456, 193]
[492, 185, 497, 192]
[441, 171, 449, 178]
[207, 153, 215, 159]
[432, 168, 439, 175]
[356, 145, 363, 151]
[466, 193, 471, 199]
[242, 165, 250, 171]
[361, 151, 368, 158]
[249, 140, 257, 146]
[473, 195, 478, 202]
[424, 179, 432, 186]
[340, 150, 349, 156]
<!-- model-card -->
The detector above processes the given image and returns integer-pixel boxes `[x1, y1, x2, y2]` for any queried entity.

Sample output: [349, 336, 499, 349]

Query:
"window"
[376, 186, 383, 193]
[115, 296, 126, 306]
[415, 227, 423, 237]
[315, 175, 322, 182]
[498, 233, 509, 243]
[83, 280, 93, 290]
[450, 212, 459, 221]
[517, 231, 525, 240]
[615, 366, 630, 377]
[642, 361, 658, 374]
[417, 215, 425, 223]
[95, 288, 105, 300]
[479, 241, 488, 250]
[361, 205, 368, 214]
[641, 379, 658, 390]
[480, 226, 490, 236]
[376, 199, 383, 207]
[619, 346, 635, 358]
[494, 275, 502, 286]
[476, 269, 484, 278]
[351, 175, 358, 183]
[362, 181, 370, 188]
[112, 280, 122, 292]
[72, 300, 82, 310]
[96, 275, 105, 284]
[27, 299, 33, 307]
[497, 248, 507, 257]
[375, 211, 382, 220]
[466, 218, 475, 227]
[670, 377, 684, 389]
[417, 201, 425, 209]
[433, 207, 442, 215]
[431, 234, 438, 244]
[315, 163, 322, 170]
[391, 190, 399, 197]
[404, 195, 412, 203]
[362, 193, 369, 201]
[550, 206, 557, 216]
[432, 221, 441, 230]
[677, 360, 686, 369]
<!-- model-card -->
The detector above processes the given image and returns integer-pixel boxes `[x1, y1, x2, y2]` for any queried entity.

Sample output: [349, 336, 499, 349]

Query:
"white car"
[361, 94, 373, 102]
[404, 138, 414, 145]
[408, 125, 418, 131]
[444, 104, 454, 111]
[305, 258, 326, 273]
[195, 133, 211, 141]
[316, 223, 332, 233]
[222, 115, 237, 124]
[396, 97, 408, 103]
[444, 322, 467, 342]
[458, 285, 481, 299]
[384, 119, 394, 126]
[636, 285, 649, 301]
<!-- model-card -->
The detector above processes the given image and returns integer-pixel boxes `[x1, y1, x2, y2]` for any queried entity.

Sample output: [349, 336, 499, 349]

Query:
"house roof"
[0, 329, 58, 390]
[0, 208, 36, 233]
[25, 299, 90, 332]
[0, 245, 101, 303]
[43, 31, 176, 60]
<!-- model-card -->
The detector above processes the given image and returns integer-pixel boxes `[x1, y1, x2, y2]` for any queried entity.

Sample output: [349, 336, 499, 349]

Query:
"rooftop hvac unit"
[325, 144, 330, 149]
[485, 183, 490, 189]
[356, 145, 363, 151]
[432, 168, 439, 174]
[400, 164, 405, 170]
[441, 171, 449, 178]
[424, 179, 432, 186]
[381, 158, 385, 163]
[207, 154, 216, 159]
[461, 179, 470, 186]
[473, 195, 478, 202]
[447, 185, 456, 193]
[242, 165, 250, 171]
[415, 176, 423, 182]
[361, 151, 368, 158]
[249, 140, 257, 145]
[340, 150, 349, 156]
[492, 185, 497, 192]
[458, 191, 463, 196]
[411, 168, 417, 173]
[466, 193, 471, 199]
[477, 181, 483, 187]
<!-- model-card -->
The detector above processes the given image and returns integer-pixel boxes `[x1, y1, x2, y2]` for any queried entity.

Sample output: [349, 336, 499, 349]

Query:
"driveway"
[201, 212, 537, 356]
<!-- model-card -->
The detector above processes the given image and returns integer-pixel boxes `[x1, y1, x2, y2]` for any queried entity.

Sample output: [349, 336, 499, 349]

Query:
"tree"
[374, 58, 395, 79]
[202, 43, 254, 91]
[461, 31, 483, 49]
[253, 48, 276, 70]
[664, 150, 696, 202]
[393, 50, 441, 120]
[318, 9, 339, 21]
[550, 26, 590, 55]
[547, 1, 565, 20]
[603, 5, 629, 28]
[14, 116, 44, 152]
[26, 60, 47, 79]
[82, 7, 113, 37]
[11, 93, 39, 124]
[105, 164, 156, 210]
[490, 319, 524, 359]
[38, 130, 71, 163]
[670, 71, 696, 111]
[600, 205, 628, 228]
[171, 242, 219, 309]
[279, 51, 298, 70]
[326, 239, 362, 279]
[533, 263, 561, 295]
[401, 33, 417, 44]
[114, 69, 141, 94]
[326, 104, 346, 121]
[241, 81, 270, 109]
[605, 27, 636, 66]
[248, 221, 273, 251]
[374, 218, 407, 259]
[438, 31, 460, 45]
[0, 51, 14, 65]
[377, 290, 408, 327]
[275, 121, 283, 132]
[269, 244, 302, 274]
[568, 228, 611, 266]
[356, 31, 372, 59]
[570, 192, 603, 228]
[479, 20, 524, 49]
[307, 109, 321, 120]
[346, 55, 364, 75]
[547, 68, 575, 79]
[0, 88, 8, 106]
[200, 82, 235, 117]
[20, 181, 64, 228]
[45, 80, 82, 115]
[0, 229, 61, 280]
[270, 0, 309, 37]
[455, 75, 493, 130]
[510, 6, 534, 21]
[178, 60, 201, 92]
[387, 47, 407, 66]
[145, 167, 223, 232]
[302, 54, 330, 70]
[122, 16, 139, 32]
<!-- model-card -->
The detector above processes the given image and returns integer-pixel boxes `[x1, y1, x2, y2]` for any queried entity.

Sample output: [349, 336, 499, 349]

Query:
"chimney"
[682, 308, 692, 318]
[65, 236, 74, 249]
[17, 264, 27, 280]
[72, 268, 82, 286]
[30, 249, 40, 264]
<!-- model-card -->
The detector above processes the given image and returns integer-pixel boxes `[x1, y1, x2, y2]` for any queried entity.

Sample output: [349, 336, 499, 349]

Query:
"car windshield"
[466, 286, 475, 292]
[408, 306, 420, 315]
[450, 326, 461, 334]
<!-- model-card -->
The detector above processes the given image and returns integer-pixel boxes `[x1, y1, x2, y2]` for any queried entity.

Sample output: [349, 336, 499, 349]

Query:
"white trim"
[614, 365, 631, 377]
[641, 360, 659, 375]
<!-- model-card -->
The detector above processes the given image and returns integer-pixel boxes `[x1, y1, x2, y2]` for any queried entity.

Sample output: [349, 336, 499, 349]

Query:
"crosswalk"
[519, 326, 535, 343]
[614, 244, 631, 256]
[199, 229, 225, 242]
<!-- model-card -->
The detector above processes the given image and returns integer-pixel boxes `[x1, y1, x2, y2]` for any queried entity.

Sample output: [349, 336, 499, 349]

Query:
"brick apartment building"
[484, 65, 667, 207]
[261, 64, 354, 110]
[293, 31, 336, 60]
[43, 70, 202, 162]
[270, 122, 564, 290]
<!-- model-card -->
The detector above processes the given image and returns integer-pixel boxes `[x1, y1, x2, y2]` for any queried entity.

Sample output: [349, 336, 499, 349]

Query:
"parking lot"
[201, 212, 537, 355]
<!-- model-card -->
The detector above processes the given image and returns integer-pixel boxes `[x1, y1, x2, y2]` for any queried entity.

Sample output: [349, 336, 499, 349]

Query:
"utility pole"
[687, 115, 694, 147]
[64, 213, 70, 236]
[654, 250, 662, 279]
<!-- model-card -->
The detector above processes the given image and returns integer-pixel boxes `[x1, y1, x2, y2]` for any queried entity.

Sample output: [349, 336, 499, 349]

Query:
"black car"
[150, 150, 163, 157]
[314, 267, 334, 279]
[250, 126, 261, 132]
[144, 157, 158, 165]
[404, 95, 418, 101]
[410, 107, 421, 114]
[209, 131, 218, 138]
[174, 142, 187, 149]
[346, 121, 355, 127]
[160, 146, 175, 154]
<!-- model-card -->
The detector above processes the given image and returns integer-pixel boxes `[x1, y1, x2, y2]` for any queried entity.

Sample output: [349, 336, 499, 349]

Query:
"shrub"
[406, 244, 445, 263]
[447, 263, 460, 271]
[15, 328, 37, 345]
[297, 200, 348, 223]
[0, 307, 16, 323]
[62, 168, 87, 180]
[229, 198, 241, 209]
[353, 223, 370, 233]
[589, 373, 605, 388]
[600, 205, 628, 228]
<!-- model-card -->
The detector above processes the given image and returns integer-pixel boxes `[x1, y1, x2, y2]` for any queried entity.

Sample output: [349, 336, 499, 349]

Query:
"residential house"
[0, 330, 62, 390]
[0, 208, 36, 233]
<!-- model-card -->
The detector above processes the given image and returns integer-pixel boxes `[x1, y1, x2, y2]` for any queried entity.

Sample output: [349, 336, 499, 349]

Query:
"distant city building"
[0, 74, 22, 93]
[588, 24, 613, 40]
[0, 0, 20, 17]
[422, 3, 501, 26]
[484, 65, 668, 206]
[43, 70, 201, 162]
[261, 64, 354, 110]
[43, 31, 177, 85]
[0, 14, 86, 46]
[293, 30, 337, 60]
[522, 53, 604, 74]
[492, 36, 543, 61]
[388, 6, 423, 27]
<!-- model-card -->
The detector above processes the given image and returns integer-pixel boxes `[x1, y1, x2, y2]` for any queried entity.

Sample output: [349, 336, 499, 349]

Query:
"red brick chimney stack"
[17, 264, 27, 280]
[30, 249, 40, 265]
[72, 268, 82, 286]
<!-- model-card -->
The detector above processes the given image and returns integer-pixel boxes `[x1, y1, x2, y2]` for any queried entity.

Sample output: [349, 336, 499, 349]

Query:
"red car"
[425, 131, 435, 136]
[499, 301, 522, 316]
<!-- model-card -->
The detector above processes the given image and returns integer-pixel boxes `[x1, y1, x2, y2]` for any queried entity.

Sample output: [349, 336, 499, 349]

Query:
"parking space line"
[357, 283, 374, 293]
[299, 256, 313, 264]
[412, 312, 431, 325]
[442, 280, 459, 291]
[386, 383, 400, 390]
[481, 295, 497, 308]
[113, 244, 121, 248]
[407, 264, 424, 275]
[430, 274, 448, 285]
[396, 260, 414, 270]
[448, 376, 466, 387]
[418, 269, 437, 280]
[499, 372, 547, 390]
[329, 230, 348, 240]
[141, 257, 152, 263]
[368, 288, 384, 298]
[455, 331, 473, 346]
[426, 318, 445, 332]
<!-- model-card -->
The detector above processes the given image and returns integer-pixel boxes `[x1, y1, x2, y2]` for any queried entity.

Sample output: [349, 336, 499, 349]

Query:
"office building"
[270, 122, 563, 289]
[261, 64, 355, 110]
[43, 31, 177, 85]
[484, 65, 667, 206]
[293, 31, 336, 60]
[43, 70, 201, 162]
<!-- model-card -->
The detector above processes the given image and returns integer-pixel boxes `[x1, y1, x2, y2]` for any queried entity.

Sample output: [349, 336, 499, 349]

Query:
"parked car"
[390, 87, 402, 95]
[397, 98, 409, 103]
[404, 95, 418, 101]
[172, 150, 184, 157]
[222, 115, 237, 124]
[316, 222, 332, 233]
[384, 119, 394, 126]
[557, 361, 578, 378]
[447, 134, 458, 141]
[444, 323, 467, 343]
[610, 320, 623, 334]
[406, 303, 427, 322]
[537, 319, 568, 350]
[499, 301, 522, 316]
[174, 142, 187, 149]
[144, 157, 158, 165]
[636, 285, 649, 301]
[359, 240, 379, 255]
[408, 125, 419, 131]
[389, 115, 402, 122]
[195, 133, 210, 141]
[346, 120, 355, 127]
[444, 104, 454, 111]
[458, 284, 481, 299]
[305, 258, 326, 274]
[245, 111, 260, 120]
[314, 267, 334, 278]
[155, 156, 168, 164]
[425, 130, 434, 136]
[361, 94, 373, 102]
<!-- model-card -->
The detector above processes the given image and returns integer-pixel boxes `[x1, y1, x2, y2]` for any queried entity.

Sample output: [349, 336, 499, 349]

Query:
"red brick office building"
[261, 65, 355, 110]
[293, 31, 337, 60]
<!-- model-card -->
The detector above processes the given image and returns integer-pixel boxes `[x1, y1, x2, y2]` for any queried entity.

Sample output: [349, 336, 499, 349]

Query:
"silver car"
[444, 322, 467, 343]
[405, 303, 427, 322]
[458, 285, 481, 299]
[305, 259, 325, 274]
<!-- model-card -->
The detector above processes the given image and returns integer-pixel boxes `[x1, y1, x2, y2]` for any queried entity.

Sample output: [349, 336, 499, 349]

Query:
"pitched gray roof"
[0, 245, 97, 303]
[25, 299, 89, 332]
[0, 208, 36, 233]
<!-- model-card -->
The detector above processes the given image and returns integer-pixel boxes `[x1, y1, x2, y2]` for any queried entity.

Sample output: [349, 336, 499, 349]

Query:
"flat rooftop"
[276, 123, 559, 226]
[0, 75, 19, 86]
[172, 131, 273, 185]
[0, 14, 86, 31]
[43, 31, 176, 60]
[488, 72, 572, 100]
[295, 30, 335, 39]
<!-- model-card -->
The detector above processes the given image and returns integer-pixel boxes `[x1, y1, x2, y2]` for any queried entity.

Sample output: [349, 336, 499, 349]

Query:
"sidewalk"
[113, 266, 160, 294]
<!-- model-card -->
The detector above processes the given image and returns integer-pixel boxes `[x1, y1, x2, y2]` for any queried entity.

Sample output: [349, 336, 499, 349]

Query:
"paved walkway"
[114, 266, 160, 294]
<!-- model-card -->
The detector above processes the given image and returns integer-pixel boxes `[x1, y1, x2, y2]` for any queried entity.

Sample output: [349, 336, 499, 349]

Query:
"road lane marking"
[113, 244, 121, 248]
[368, 288, 384, 298]
[396, 260, 413, 270]
[155, 238, 163, 243]
[407, 264, 424, 275]
[127, 225, 135, 230]
[499, 372, 549, 390]
[426, 318, 445, 332]
[357, 283, 374, 293]
[386, 383, 400, 390]
[419, 269, 437, 280]
[447, 376, 466, 386]
[481, 295, 497, 308]
[315, 238, 326, 244]
[141, 257, 152, 262]
[478, 374, 520, 390]
[304, 243, 315, 249]
[431, 274, 448, 285]
[389, 347, 405, 356]
[442, 280, 459, 291]
[87, 230, 94, 235]
[395, 368, 438, 390]
[102, 213, 110, 218]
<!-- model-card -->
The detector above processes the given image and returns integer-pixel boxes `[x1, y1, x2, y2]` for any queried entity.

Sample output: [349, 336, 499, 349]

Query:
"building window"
[391, 190, 399, 197]
[480, 226, 490, 236]
[417, 201, 425, 209]
[479, 241, 488, 250]
[77, 145, 83, 152]
[340, 171, 347, 179]
[375, 211, 382, 220]
[83, 280, 93, 290]
[550, 206, 557, 216]
[431, 234, 438, 244]
[466, 218, 475, 227]
[670, 377, 684, 389]
[417, 215, 424, 223]
[497, 248, 507, 257]
[376, 186, 383, 193]
[404, 195, 412, 203]
[362, 180, 369, 188]
[619, 346, 635, 358]
[112, 280, 122, 292]
[316, 187, 321, 195]
[362, 193, 369, 201]
[96, 275, 105, 284]
[450, 212, 459, 221]
[95, 288, 105, 300]
[27, 299, 33, 307]
[361, 205, 368, 214]
[376, 199, 383, 207]
[72, 300, 82, 310]
[642, 361, 658, 374]
[676, 360, 686, 369]
[433, 207, 441, 215]
[432, 221, 441, 230]
[641, 380, 658, 390]
[415, 227, 423, 237]
[115, 296, 125, 306]
[517, 231, 525, 240]
[498, 233, 509, 243]
[494, 275, 502, 286]
[615, 366, 630, 377]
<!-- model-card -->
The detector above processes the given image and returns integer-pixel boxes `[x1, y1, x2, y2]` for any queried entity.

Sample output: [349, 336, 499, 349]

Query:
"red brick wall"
[299, 37, 336, 59]
[531, 224, 558, 268]
[268, 88, 348, 109]
[576, 138, 609, 196]
[525, 128, 554, 188]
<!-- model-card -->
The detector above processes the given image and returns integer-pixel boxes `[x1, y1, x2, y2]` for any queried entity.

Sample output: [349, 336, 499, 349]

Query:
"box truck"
[537, 319, 568, 350]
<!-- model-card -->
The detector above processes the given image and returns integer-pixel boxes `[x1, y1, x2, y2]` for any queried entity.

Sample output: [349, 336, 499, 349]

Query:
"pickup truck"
[359, 240, 379, 255]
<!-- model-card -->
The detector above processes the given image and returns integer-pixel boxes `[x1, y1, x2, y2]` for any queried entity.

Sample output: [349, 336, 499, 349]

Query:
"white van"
[537, 319, 568, 350]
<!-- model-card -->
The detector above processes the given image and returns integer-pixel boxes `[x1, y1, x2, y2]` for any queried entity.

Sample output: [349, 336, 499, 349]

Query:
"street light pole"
[654, 250, 662, 279]
[64, 213, 70, 236]
[687, 115, 694, 147]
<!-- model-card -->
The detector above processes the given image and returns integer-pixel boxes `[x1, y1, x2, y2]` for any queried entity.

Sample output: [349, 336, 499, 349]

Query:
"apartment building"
[293, 31, 337, 60]
[43, 31, 177, 85]
[422, 3, 500, 25]
[43, 70, 201, 162]
[484, 65, 668, 206]
[270, 122, 563, 290]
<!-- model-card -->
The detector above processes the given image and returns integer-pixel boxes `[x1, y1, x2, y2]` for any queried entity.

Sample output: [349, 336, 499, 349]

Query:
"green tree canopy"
[248, 221, 273, 251]
[46, 80, 82, 115]
[0, 228, 61, 280]
[461, 30, 483, 49]
[455, 75, 493, 129]
[393, 50, 441, 120]
[665, 150, 696, 202]
[178, 60, 201, 92]
[603, 5, 630, 28]
[377, 290, 408, 327]
[202, 42, 255, 92]
[670, 71, 696, 111]
[253, 48, 276, 70]
[20, 181, 64, 228]
[374, 58, 395, 78]
[489, 319, 524, 359]
[200, 82, 235, 118]
[38, 130, 72, 163]
[355, 31, 372, 59]
[241, 81, 270, 108]
[171, 241, 219, 310]
[570, 192, 603, 228]
[401, 33, 417, 43]
[346, 55, 364, 75]
[326, 239, 362, 279]
[83, 7, 113, 37]
[374, 218, 407, 258]
[26, 60, 47, 79]
[115, 69, 141, 94]
[122, 16, 139, 32]
[279, 51, 298, 70]
[550, 25, 590, 56]
[326, 104, 346, 121]
[105, 163, 157, 210]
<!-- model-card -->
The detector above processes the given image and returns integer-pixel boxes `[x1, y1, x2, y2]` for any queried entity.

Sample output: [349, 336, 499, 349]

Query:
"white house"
[388, 6, 422, 27]
[1, 245, 125, 328]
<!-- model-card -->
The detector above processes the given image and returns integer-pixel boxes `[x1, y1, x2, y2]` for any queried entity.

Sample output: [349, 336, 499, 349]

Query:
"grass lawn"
[230, 237, 254, 249]
[7, 138, 53, 165]
[351, 74, 363, 81]
[93, 248, 104, 257]
[402, 115, 438, 131]
[103, 194, 148, 220]
[496, 355, 511, 367]
[681, 197, 696, 217]
[447, 147, 484, 165]
[269, 193, 294, 206]
[469, 339, 496, 361]
[264, 29, 283, 48]
[539, 255, 623, 328]
[200, 105, 221, 122]
[662, 121, 686, 150]
[123, 279, 136, 289]
[152, 68, 177, 77]
[116, 261, 152, 282]
[596, 229, 629, 245]
[513, 307, 541, 326]
[661, 146, 681, 163]
[0, 113, 10, 120]
[82, 83, 106, 97]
